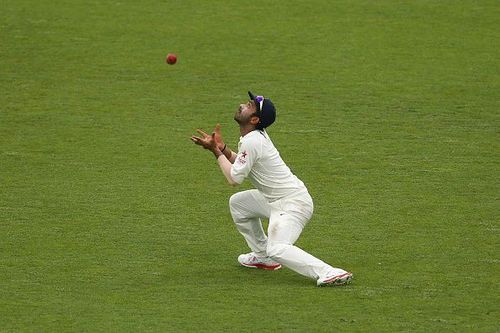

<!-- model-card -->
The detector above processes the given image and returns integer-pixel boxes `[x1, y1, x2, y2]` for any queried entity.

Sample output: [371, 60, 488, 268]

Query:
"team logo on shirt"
[238, 151, 248, 164]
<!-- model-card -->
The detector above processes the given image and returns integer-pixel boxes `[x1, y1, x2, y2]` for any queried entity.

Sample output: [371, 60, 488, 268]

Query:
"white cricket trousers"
[229, 189, 346, 280]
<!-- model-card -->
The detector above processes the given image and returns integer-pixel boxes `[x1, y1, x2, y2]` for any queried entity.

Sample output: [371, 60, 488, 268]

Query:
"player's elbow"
[227, 177, 240, 186]
[227, 172, 243, 186]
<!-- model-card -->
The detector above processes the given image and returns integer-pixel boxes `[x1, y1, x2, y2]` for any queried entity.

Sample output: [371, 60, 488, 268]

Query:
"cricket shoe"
[238, 252, 282, 271]
[317, 271, 353, 287]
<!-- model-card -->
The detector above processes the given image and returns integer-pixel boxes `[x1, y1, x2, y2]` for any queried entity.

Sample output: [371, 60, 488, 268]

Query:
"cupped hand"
[191, 129, 218, 151]
[213, 123, 225, 150]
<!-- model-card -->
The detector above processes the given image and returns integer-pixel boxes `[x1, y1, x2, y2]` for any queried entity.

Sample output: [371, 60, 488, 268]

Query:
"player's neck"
[239, 125, 257, 137]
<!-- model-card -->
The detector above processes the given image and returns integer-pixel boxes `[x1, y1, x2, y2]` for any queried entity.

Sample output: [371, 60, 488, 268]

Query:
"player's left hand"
[191, 129, 218, 152]
[213, 123, 225, 151]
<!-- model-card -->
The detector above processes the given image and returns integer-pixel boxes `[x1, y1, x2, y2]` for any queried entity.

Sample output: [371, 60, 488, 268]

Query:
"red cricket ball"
[166, 53, 177, 65]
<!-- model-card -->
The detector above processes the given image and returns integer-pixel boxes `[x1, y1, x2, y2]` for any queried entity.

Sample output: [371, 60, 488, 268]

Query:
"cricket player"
[191, 91, 352, 286]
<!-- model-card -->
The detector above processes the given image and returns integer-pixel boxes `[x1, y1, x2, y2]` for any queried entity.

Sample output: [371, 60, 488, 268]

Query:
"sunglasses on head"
[254, 95, 264, 112]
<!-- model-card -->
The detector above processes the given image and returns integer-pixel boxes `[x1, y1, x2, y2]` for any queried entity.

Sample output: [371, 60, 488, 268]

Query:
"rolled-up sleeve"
[230, 140, 257, 184]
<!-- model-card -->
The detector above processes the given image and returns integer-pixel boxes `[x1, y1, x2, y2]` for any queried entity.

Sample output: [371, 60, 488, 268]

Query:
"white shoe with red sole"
[238, 252, 282, 271]
[317, 272, 353, 287]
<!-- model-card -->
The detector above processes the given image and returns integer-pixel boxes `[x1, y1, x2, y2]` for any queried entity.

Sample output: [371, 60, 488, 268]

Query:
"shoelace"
[251, 256, 262, 263]
[250, 255, 267, 263]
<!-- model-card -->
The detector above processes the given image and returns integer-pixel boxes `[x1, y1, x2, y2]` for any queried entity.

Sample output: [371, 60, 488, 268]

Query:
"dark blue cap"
[248, 91, 276, 129]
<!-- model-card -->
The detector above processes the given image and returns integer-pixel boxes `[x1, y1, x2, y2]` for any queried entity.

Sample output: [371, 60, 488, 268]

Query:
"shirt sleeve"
[230, 137, 259, 184]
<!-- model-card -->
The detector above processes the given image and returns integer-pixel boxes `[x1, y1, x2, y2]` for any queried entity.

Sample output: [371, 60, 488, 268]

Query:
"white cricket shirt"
[230, 130, 307, 201]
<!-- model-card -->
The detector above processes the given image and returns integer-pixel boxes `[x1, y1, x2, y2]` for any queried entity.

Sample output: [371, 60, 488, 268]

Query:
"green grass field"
[1, 0, 498, 331]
